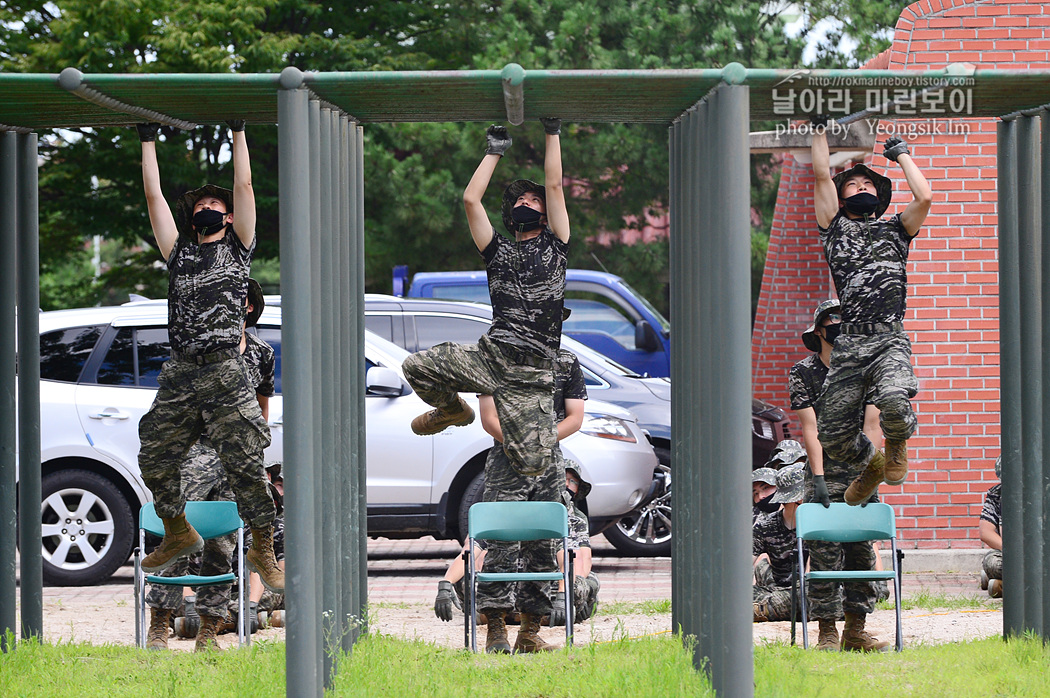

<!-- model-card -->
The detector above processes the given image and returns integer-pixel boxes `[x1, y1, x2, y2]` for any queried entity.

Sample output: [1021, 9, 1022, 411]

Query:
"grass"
[876, 588, 997, 612]
[4, 630, 1049, 698]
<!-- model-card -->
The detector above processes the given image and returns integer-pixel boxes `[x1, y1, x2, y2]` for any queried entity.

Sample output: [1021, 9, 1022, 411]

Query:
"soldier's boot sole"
[883, 438, 909, 485]
[140, 515, 204, 573]
[980, 570, 989, 591]
[844, 451, 886, 506]
[411, 397, 475, 436]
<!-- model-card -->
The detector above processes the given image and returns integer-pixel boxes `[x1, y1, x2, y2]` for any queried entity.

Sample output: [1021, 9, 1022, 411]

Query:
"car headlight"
[580, 414, 636, 443]
[752, 418, 774, 440]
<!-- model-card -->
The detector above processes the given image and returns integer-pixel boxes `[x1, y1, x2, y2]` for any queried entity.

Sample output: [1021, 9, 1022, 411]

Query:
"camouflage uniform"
[790, 352, 882, 620]
[475, 349, 586, 617]
[403, 227, 567, 475]
[981, 483, 1003, 580]
[559, 488, 600, 620]
[816, 212, 919, 469]
[752, 509, 803, 621]
[138, 230, 275, 529]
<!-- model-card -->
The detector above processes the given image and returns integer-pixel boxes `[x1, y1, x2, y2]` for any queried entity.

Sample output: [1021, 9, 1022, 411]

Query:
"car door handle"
[88, 410, 130, 420]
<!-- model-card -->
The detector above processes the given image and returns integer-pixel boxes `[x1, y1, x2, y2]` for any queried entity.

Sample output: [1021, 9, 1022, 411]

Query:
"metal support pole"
[339, 116, 358, 650]
[278, 69, 322, 698]
[1042, 109, 1050, 637]
[353, 124, 368, 628]
[997, 117, 1024, 638]
[0, 133, 17, 652]
[1016, 114, 1043, 636]
[16, 133, 41, 641]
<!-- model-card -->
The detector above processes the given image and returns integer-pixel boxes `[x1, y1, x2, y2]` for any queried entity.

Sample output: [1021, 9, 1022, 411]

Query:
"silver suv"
[28, 303, 657, 585]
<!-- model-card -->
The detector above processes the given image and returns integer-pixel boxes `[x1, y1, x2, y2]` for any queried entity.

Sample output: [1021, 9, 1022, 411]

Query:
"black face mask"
[511, 205, 543, 232]
[843, 192, 879, 216]
[821, 324, 841, 345]
[192, 208, 228, 235]
[755, 492, 779, 514]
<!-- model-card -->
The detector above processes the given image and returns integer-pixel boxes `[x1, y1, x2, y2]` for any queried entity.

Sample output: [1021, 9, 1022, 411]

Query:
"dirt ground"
[36, 595, 1003, 652]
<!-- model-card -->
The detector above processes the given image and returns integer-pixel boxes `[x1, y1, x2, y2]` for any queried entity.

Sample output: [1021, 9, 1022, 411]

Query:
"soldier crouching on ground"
[979, 456, 1003, 598]
[809, 120, 932, 506]
[403, 118, 570, 654]
[133, 122, 283, 603]
[753, 463, 806, 622]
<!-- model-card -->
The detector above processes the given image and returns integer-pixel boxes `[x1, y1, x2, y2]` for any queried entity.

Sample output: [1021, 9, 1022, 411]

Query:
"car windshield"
[560, 335, 641, 378]
[617, 279, 670, 334]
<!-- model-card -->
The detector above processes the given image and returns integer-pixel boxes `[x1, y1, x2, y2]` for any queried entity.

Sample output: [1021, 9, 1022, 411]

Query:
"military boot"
[883, 438, 909, 485]
[844, 451, 886, 506]
[840, 612, 889, 652]
[485, 612, 512, 654]
[140, 513, 204, 572]
[988, 579, 1003, 598]
[753, 603, 770, 623]
[815, 620, 839, 651]
[410, 396, 475, 436]
[246, 526, 285, 593]
[146, 608, 173, 650]
[195, 614, 223, 652]
[514, 612, 558, 654]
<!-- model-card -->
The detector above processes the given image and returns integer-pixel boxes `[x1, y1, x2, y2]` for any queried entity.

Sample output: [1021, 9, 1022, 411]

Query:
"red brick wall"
[752, 0, 1050, 547]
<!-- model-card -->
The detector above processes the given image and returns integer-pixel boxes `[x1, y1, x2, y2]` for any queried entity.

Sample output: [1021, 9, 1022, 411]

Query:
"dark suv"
[362, 294, 791, 556]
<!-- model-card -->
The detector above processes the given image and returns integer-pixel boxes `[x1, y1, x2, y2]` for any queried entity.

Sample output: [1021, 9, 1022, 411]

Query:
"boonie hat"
[770, 462, 805, 504]
[246, 278, 265, 328]
[752, 467, 778, 486]
[832, 163, 892, 219]
[175, 183, 233, 239]
[765, 440, 806, 469]
[565, 461, 592, 499]
[501, 179, 546, 234]
[802, 298, 842, 352]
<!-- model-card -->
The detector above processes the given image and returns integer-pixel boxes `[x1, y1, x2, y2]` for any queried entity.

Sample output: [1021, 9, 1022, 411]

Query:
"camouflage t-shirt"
[167, 229, 255, 355]
[752, 510, 800, 588]
[980, 483, 1002, 535]
[560, 489, 590, 550]
[788, 353, 874, 417]
[243, 331, 276, 397]
[481, 227, 568, 360]
[553, 349, 588, 421]
[819, 211, 914, 325]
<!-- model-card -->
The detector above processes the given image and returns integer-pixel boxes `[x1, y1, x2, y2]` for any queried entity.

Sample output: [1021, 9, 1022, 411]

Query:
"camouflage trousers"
[753, 558, 797, 621]
[818, 331, 919, 469]
[146, 438, 237, 617]
[402, 334, 558, 475]
[983, 550, 1002, 580]
[572, 572, 600, 621]
[476, 444, 563, 616]
[139, 356, 275, 528]
[804, 471, 883, 620]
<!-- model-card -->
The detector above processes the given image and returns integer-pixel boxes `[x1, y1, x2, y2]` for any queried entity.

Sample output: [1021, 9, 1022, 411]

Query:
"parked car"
[361, 294, 793, 556]
[396, 268, 672, 378]
[26, 303, 657, 585]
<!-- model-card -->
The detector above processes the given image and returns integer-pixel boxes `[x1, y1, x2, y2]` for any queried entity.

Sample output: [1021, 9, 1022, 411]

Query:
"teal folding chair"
[134, 501, 249, 648]
[465, 501, 574, 652]
[794, 502, 904, 651]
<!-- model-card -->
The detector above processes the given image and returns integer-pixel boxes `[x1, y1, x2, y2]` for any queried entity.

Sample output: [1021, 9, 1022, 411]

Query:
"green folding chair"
[794, 502, 904, 651]
[133, 501, 249, 648]
[465, 501, 574, 652]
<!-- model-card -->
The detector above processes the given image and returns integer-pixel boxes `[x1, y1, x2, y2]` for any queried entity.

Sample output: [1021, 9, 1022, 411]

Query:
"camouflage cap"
[565, 460, 592, 500]
[265, 461, 282, 481]
[752, 467, 778, 486]
[832, 163, 892, 219]
[246, 278, 265, 328]
[175, 183, 233, 239]
[802, 298, 842, 352]
[765, 439, 806, 469]
[501, 179, 546, 234]
[770, 462, 805, 504]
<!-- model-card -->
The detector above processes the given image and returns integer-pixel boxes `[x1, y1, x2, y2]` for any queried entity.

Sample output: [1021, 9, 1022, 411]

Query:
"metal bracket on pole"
[57, 68, 199, 130]
[502, 63, 525, 125]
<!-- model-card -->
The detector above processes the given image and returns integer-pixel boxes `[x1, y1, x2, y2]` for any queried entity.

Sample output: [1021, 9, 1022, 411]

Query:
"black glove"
[540, 117, 561, 135]
[548, 596, 566, 626]
[809, 114, 830, 127]
[812, 475, 831, 508]
[485, 124, 512, 156]
[434, 580, 455, 622]
[883, 137, 910, 162]
[226, 119, 246, 132]
[135, 123, 160, 142]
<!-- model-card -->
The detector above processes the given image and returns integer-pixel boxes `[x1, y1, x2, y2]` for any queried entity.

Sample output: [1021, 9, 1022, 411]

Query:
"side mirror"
[634, 320, 661, 353]
[366, 366, 404, 397]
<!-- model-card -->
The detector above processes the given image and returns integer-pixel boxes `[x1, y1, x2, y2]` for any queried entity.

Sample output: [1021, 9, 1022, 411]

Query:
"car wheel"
[604, 447, 671, 556]
[457, 472, 486, 542]
[40, 469, 135, 586]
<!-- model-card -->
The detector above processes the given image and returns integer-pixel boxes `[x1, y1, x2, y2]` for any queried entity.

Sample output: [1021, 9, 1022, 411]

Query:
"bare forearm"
[897, 154, 932, 203]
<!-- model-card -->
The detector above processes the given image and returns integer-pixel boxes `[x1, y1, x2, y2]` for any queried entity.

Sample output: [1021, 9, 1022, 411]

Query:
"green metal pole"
[354, 124, 368, 628]
[997, 117, 1024, 638]
[1016, 114, 1043, 636]
[1042, 108, 1050, 638]
[0, 133, 17, 652]
[278, 69, 322, 698]
[16, 132, 41, 641]
[668, 116, 682, 638]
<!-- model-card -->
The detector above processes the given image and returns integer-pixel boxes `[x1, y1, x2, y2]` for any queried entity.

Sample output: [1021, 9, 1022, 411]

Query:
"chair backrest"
[795, 502, 896, 543]
[468, 501, 568, 542]
[139, 501, 244, 540]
